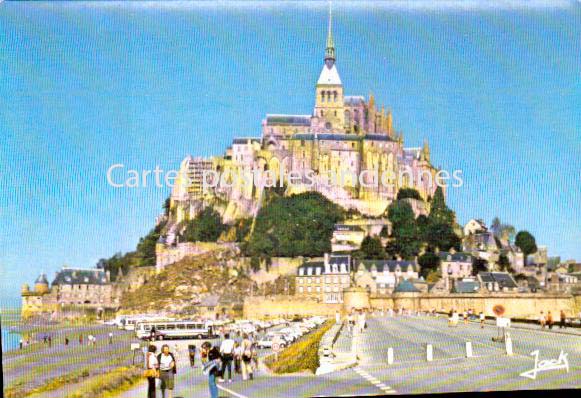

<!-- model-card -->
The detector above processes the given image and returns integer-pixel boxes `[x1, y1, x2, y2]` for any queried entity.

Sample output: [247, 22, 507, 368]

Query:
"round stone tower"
[21, 284, 30, 294]
[342, 286, 370, 313]
[34, 274, 49, 295]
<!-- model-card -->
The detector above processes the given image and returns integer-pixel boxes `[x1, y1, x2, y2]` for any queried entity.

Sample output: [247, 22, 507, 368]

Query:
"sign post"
[272, 335, 283, 362]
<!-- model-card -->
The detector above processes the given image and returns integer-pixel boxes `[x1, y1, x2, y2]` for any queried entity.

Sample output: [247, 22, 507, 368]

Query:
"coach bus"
[135, 320, 215, 340]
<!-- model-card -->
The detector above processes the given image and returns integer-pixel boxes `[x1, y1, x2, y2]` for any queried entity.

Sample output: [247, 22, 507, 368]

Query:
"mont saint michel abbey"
[169, 11, 438, 226]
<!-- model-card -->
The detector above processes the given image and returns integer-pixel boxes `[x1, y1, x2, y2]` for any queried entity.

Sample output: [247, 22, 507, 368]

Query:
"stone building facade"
[21, 268, 119, 319]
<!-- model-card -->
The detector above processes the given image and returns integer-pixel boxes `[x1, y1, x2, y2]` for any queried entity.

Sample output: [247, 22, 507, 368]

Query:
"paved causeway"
[117, 315, 580, 397]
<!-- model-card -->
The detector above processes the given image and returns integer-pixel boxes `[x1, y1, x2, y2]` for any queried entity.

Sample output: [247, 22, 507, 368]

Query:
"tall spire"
[324, 2, 335, 68]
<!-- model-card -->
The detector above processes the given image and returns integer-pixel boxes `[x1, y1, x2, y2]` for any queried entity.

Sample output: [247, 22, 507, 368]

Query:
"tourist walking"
[201, 342, 211, 365]
[19, 338, 23, 350]
[547, 311, 554, 329]
[188, 344, 196, 367]
[539, 311, 546, 328]
[233, 342, 242, 374]
[479, 312, 485, 328]
[241, 334, 254, 381]
[358, 310, 366, 333]
[65, 336, 69, 346]
[79, 334, 83, 345]
[145, 345, 159, 398]
[219, 333, 235, 383]
[559, 310, 567, 329]
[157, 344, 177, 398]
[48, 335, 52, 347]
[347, 312, 354, 334]
[203, 345, 222, 398]
[109, 332, 113, 344]
[335, 310, 341, 325]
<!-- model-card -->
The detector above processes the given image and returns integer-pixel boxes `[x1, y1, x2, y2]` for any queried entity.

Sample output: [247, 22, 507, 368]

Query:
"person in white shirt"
[358, 311, 366, 333]
[219, 333, 235, 383]
[479, 312, 485, 328]
[157, 344, 176, 398]
[145, 345, 158, 398]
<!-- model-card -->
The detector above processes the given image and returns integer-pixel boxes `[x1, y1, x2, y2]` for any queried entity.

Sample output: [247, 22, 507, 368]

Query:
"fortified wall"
[244, 292, 579, 320]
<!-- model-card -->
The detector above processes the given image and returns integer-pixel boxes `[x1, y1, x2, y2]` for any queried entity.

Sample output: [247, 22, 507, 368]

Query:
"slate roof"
[478, 272, 518, 289]
[394, 279, 420, 293]
[52, 269, 109, 286]
[356, 260, 418, 273]
[344, 96, 365, 106]
[329, 255, 351, 267]
[439, 252, 473, 262]
[297, 261, 325, 276]
[232, 137, 261, 145]
[266, 114, 311, 126]
[292, 133, 362, 142]
[453, 280, 480, 293]
[364, 134, 395, 142]
[35, 274, 49, 284]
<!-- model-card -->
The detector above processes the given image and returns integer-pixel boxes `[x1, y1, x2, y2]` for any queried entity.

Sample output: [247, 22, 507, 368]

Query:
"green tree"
[396, 188, 422, 201]
[473, 258, 489, 274]
[515, 230, 537, 266]
[246, 192, 346, 257]
[182, 207, 226, 242]
[358, 236, 386, 259]
[425, 187, 461, 252]
[497, 253, 511, 272]
[386, 201, 419, 259]
[250, 256, 261, 273]
[418, 252, 441, 279]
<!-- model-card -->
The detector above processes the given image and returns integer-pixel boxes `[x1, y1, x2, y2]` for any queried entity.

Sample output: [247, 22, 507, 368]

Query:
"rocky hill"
[120, 247, 255, 315]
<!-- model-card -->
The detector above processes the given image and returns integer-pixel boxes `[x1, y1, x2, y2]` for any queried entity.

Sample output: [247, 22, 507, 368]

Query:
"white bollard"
[465, 341, 473, 358]
[505, 334, 513, 356]
[387, 347, 394, 365]
[426, 344, 433, 361]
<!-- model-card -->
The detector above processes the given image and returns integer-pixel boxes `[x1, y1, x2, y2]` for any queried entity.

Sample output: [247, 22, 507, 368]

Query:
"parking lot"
[117, 314, 580, 397]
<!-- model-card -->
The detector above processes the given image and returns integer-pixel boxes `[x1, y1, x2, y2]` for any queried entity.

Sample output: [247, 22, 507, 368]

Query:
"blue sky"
[1, 1, 580, 304]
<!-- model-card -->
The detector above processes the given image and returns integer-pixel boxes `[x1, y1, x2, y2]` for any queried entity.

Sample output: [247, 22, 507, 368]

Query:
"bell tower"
[314, 3, 345, 131]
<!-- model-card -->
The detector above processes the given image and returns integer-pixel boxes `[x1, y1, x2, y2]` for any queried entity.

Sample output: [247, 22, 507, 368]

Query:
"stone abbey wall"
[244, 293, 579, 320]
[243, 296, 340, 318]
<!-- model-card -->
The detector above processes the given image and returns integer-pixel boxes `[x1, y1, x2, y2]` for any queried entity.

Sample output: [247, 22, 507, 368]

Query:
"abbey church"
[169, 10, 438, 227]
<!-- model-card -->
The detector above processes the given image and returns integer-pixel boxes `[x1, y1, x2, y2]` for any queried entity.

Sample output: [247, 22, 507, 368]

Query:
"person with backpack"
[241, 334, 254, 381]
[145, 345, 159, 398]
[203, 345, 222, 398]
[157, 344, 177, 398]
[188, 344, 196, 367]
[219, 333, 235, 383]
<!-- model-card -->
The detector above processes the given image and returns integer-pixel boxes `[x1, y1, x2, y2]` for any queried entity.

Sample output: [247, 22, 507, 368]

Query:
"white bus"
[120, 315, 175, 331]
[135, 320, 215, 340]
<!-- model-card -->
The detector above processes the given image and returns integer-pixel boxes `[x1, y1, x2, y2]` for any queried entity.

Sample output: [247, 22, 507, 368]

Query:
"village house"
[477, 272, 518, 293]
[353, 259, 419, 295]
[295, 254, 351, 304]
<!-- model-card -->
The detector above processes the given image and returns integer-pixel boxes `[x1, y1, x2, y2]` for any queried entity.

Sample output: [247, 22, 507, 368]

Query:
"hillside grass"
[265, 320, 333, 374]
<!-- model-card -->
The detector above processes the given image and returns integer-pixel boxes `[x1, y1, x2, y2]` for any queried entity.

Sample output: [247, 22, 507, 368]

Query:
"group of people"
[19, 331, 115, 349]
[539, 310, 570, 329]
[144, 332, 260, 398]
[342, 309, 367, 334]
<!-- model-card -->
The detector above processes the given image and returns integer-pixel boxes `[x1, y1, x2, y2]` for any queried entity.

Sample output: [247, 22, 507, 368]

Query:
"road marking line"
[218, 384, 250, 398]
[354, 366, 398, 394]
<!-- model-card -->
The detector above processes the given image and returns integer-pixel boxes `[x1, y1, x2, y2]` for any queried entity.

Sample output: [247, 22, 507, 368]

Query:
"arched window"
[344, 110, 351, 125]
[321, 91, 325, 103]
[333, 91, 338, 102]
